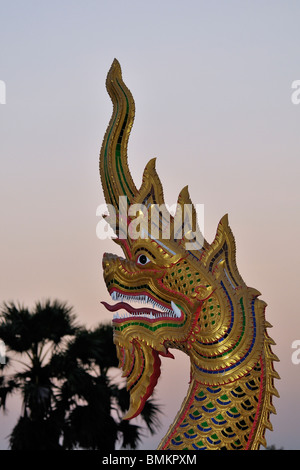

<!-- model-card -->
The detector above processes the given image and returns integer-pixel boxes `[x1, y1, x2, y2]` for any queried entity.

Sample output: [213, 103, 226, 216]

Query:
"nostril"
[102, 252, 121, 271]
[103, 260, 110, 269]
[102, 256, 111, 270]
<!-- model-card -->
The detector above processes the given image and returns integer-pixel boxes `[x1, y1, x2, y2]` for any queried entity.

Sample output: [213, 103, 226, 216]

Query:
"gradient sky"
[0, 0, 300, 450]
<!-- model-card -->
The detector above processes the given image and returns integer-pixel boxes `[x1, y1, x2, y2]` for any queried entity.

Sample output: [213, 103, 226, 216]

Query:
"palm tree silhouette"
[0, 299, 161, 449]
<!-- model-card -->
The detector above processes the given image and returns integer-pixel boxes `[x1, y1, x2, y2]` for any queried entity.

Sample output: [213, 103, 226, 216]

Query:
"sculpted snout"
[102, 252, 120, 270]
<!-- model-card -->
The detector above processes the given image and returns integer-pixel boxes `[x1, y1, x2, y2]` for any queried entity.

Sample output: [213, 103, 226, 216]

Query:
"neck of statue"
[158, 356, 266, 450]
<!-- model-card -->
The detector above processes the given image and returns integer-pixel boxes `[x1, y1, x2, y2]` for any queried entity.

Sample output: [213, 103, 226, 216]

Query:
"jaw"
[102, 286, 190, 419]
[114, 335, 162, 420]
[102, 288, 183, 323]
[102, 286, 186, 352]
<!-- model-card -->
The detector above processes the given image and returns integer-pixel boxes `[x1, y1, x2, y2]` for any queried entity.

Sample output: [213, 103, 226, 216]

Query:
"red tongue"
[101, 301, 164, 316]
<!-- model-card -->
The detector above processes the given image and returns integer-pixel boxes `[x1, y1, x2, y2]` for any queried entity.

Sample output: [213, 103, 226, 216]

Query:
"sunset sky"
[1, 0, 300, 449]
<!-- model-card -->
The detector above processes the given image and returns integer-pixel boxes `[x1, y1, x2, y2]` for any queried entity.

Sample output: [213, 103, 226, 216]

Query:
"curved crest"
[100, 59, 137, 211]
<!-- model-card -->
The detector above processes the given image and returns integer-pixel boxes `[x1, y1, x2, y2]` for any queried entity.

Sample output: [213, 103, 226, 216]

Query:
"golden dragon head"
[99, 60, 275, 430]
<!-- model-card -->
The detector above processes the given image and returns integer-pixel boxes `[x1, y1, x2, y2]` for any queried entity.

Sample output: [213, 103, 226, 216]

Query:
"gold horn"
[100, 59, 137, 212]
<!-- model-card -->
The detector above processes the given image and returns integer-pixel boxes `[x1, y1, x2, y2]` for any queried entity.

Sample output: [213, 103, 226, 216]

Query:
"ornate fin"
[173, 185, 207, 252]
[202, 214, 244, 288]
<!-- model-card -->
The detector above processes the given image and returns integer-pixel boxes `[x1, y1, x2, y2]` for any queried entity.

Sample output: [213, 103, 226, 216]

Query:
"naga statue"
[99, 59, 279, 450]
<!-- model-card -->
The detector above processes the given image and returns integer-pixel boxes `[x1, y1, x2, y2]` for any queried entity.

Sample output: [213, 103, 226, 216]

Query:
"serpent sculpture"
[100, 59, 279, 450]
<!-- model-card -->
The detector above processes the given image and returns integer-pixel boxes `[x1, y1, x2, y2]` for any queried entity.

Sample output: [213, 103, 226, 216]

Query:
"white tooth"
[171, 301, 181, 318]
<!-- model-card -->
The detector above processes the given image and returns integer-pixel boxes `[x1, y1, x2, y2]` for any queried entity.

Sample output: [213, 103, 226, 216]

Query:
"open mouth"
[102, 289, 183, 323]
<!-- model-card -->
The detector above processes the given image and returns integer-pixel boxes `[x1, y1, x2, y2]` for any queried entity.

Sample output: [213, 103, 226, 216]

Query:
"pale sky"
[1, 0, 300, 449]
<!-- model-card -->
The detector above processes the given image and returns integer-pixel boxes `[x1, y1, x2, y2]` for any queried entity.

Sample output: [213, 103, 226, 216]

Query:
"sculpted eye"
[137, 254, 151, 266]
